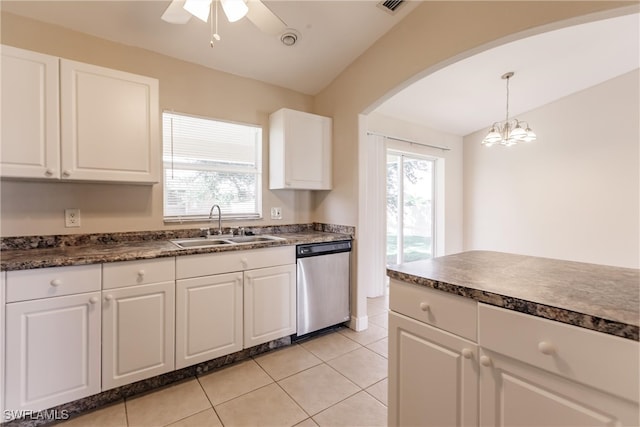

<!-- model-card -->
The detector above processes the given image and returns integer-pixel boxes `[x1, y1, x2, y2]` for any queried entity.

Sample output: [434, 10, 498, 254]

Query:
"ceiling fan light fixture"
[183, 0, 212, 22]
[221, 0, 248, 22]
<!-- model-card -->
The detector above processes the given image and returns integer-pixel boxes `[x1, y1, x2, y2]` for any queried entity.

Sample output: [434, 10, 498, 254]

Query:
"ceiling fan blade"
[161, 0, 192, 24]
[246, 0, 287, 36]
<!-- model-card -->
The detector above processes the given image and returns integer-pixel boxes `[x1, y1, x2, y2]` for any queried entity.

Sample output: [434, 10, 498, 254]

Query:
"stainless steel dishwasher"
[296, 240, 351, 336]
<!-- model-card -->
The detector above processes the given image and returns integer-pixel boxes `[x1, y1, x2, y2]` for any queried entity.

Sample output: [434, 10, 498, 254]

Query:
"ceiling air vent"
[377, 0, 405, 15]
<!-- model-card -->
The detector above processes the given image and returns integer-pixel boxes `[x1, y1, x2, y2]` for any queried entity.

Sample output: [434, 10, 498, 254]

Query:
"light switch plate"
[65, 208, 81, 228]
[270, 207, 282, 220]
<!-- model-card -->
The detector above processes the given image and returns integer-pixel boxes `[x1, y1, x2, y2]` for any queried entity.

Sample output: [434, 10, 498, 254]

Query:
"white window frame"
[162, 111, 263, 222]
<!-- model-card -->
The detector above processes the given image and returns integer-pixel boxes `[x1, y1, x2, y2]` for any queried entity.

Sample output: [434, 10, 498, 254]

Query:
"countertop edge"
[0, 232, 352, 272]
[387, 268, 639, 341]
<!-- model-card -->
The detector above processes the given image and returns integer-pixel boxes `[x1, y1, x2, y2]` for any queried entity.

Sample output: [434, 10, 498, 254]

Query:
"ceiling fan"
[161, 0, 287, 36]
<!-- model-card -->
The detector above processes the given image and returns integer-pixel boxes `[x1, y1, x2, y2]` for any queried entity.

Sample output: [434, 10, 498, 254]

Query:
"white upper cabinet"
[0, 45, 160, 184]
[0, 45, 60, 179]
[269, 108, 332, 190]
[60, 59, 159, 183]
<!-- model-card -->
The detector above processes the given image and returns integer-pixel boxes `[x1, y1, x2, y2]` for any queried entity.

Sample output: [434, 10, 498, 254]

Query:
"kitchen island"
[387, 250, 639, 427]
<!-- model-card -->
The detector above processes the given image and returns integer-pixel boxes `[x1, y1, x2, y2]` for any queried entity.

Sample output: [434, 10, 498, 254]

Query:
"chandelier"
[482, 72, 536, 147]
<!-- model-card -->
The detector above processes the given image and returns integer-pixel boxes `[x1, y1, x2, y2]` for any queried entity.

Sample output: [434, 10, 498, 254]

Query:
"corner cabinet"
[0, 45, 159, 184]
[269, 108, 332, 190]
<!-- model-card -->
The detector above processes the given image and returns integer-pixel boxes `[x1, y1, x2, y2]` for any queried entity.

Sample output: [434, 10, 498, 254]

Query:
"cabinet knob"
[50, 279, 62, 287]
[45, 168, 55, 177]
[419, 302, 430, 312]
[241, 258, 248, 268]
[538, 341, 556, 356]
[89, 296, 98, 304]
[62, 170, 71, 177]
[480, 355, 492, 367]
[137, 269, 145, 278]
[461, 348, 473, 359]
[105, 294, 114, 301]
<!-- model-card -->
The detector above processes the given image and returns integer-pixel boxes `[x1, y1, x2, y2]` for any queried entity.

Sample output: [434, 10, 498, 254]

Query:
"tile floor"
[59, 295, 389, 427]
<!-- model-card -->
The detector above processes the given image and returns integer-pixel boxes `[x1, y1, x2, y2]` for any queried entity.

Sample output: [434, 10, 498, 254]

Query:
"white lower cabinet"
[4, 265, 102, 413]
[479, 303, 639, 427]
[389, 279, 640, 427]
[175, 272, 243, 369]
[101, 281, 175, 390]
[388, 311, 478, 427]
[102, 259, 175, 390]
[5, 292, 101, 412]
[244, 264, 297, 348]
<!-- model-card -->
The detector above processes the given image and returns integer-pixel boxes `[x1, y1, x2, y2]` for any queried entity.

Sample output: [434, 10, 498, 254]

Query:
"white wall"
[463, 69, 639, 268]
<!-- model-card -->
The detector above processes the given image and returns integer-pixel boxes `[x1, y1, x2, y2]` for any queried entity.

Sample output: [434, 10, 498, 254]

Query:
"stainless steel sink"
[170, 238, 233, 249]
[170, 235, 284, 249]
[225, 235, 285, 244]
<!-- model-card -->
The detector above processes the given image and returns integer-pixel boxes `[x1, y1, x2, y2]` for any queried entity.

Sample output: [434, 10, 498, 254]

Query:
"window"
[386, 151, 435, 264]
[162, 112, 262, 221]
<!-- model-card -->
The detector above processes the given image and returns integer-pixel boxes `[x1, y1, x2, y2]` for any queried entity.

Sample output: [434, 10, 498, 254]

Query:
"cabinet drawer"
[6, 264, 101, 302]
[479, 303, 640, 403]
[103, 258, 175, 289]
[390, 279, 477, 341]
[176, 246, 295, 279]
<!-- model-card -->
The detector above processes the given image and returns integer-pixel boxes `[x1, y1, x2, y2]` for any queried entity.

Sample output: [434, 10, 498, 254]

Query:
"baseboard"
[349, 315, 368, 332]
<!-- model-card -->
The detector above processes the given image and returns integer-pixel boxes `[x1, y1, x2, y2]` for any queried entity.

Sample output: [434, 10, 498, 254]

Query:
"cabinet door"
[480, 349, 640, 427]
[102, 281, 174, 390]
[175, 273, 243, 369]
[60, 59, 159, 183]
[388, 312, 478, 427]
[1, 45, 60, 179]
[269, 108, 332, 190]
[5, 292, 101, 412]
[244, 264, 296, 347]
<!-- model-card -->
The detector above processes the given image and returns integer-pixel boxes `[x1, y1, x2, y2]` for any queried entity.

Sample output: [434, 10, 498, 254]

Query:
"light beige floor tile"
[366, 378, 388, 406]
[198, 359, 273, 405]
[254, 344, 322, 380]
[369, 312, 389, 329]
[366, 337, 389, 358]
[327, 347, 387, 388]
[278, 364, 360, 416]
[126, 379, 211, 427]
[312, 391, 387, 427]
[299, 332, 361, 361]
[294, 418, 319, 427]
[166, 408, 222, 427]
[57, 401, 127, 427]
[215, 383, 307, 427]
[338, 323, 387, 346]
[367, 296, 389, 317]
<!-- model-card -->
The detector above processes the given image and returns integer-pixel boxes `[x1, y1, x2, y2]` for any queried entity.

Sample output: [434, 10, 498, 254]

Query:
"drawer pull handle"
[461, 348, 473, 359]
[89, 297, 98, 304]
[50, 279, 62, 287]
[480, 355, 492, 367]
[419, 302, 430, 312]
[538, 341, 556, 356]
[105, 294, 114, 301]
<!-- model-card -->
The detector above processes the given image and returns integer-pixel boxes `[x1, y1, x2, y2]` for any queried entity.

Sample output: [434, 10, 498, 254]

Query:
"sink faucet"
[209, 204, 222, 236]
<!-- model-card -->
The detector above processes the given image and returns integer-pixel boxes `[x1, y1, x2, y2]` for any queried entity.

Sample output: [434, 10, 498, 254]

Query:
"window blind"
[162, 112, 262, 220]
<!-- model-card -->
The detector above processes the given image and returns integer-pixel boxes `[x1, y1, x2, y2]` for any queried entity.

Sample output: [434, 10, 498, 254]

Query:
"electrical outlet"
[65, 208, 81, 228]
[270, 207, 282, 220]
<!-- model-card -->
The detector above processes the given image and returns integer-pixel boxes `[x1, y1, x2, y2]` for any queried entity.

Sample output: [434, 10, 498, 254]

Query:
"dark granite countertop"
[387, 250, 640, 341]
[0, 229, 352, 271]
